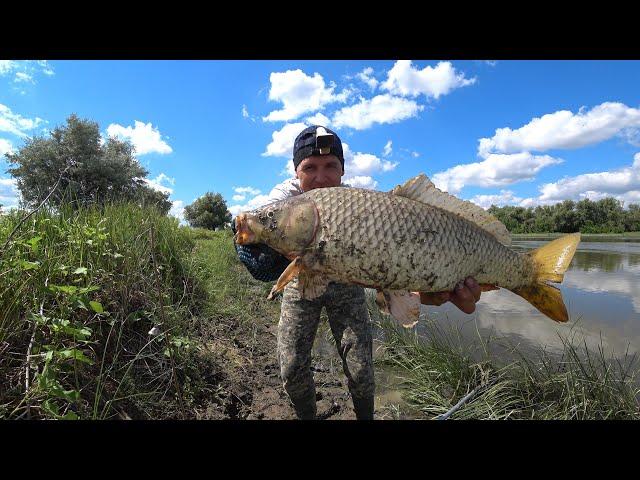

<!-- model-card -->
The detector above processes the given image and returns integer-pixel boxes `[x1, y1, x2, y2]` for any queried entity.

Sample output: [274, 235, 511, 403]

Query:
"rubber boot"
[290, 392, 317, 420]
[352, 395, 374, 420]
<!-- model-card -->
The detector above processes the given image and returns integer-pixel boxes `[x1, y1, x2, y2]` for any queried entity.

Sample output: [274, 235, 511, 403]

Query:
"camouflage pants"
[277, 278, 375, 419]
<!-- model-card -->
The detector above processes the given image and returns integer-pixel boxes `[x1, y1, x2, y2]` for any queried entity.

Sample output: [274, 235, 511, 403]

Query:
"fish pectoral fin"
[375, 290, 390, 314]
[298, 271, 330, 300]
[382, 290, 421, 329]
[267, 257, 304, 300]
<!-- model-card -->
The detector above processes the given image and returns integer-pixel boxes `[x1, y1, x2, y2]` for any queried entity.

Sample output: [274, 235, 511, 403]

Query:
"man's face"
[295, 154, 344, 192]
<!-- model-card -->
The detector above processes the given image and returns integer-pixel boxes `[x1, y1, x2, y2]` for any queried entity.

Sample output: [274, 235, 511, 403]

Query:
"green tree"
[624, 203, 640, 231]
[184, 192, 231, 230]
[6, 114, 171, 214]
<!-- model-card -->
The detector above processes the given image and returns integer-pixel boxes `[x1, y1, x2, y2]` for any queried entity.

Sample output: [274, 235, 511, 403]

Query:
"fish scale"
[234, 173, 581, 323]
[306, 187, 534, 292]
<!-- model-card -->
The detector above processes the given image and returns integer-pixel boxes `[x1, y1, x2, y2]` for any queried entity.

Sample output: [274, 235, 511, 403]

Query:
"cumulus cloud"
[106, 121, 172, 156]
[263, 70, 349, 122]
[536, 152, 640, 204]
[169, 200, 185, 222]
[305, 112, 331, 127]
[0, 138, 13, 157]
[357, 67, 378, 91]
[468, 190, 526, 209]
[227, 178, 298, 217]
[0, 177, 20, 210]
[381, 60, 476, 99]
[234, 186, 261, 196]
[344, 145, 398, 176]
[343, 175, 378, 190]
[232, 194, 245, 202]
[144, 173, 175, 195]
[332, 94, 423, 130]
[262, 122, 307, 157]
[242, 105, 249, 118]
[0, 104, 45, 137]
[432, 152, 564, 194]
[478, 102, 640, 158]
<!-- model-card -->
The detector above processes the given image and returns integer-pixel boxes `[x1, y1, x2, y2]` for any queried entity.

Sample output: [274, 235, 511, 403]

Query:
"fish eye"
[267, 211, 274, 218]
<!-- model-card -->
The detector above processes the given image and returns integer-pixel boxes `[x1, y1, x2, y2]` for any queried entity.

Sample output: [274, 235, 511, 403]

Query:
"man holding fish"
[232, 125, 489, 420]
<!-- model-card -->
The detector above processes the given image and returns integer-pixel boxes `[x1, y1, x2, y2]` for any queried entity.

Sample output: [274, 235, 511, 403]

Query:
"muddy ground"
[190, 304, 412, 420]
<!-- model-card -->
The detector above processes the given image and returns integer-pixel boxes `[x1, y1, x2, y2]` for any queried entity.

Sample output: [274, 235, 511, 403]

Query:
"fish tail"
[511, 233, 581, 322]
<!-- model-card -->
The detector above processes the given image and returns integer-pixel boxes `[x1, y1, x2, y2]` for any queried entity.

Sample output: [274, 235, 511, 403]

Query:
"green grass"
[0, 203, 211, 419]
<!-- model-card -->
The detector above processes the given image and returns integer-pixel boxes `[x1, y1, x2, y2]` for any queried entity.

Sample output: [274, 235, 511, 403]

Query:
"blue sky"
[1, 60, 640, 220]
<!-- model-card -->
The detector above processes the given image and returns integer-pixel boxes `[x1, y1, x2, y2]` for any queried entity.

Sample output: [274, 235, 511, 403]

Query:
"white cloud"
[242, 105, 249, 118]
[468, 190, 525, 209]
[332, 94, 423, 130]
[412, 151, 420, 158]
[479, 102, 640, 157]
[485, 61, 498, 67]
[144, 173, 175, 195]
[263, 69, 348, 122]
[1, 60, 54, 84]
[344, 145, 398, 176]
[381, 60, 476, 99]
[537, 153, 640, 203]
[0, 104, 45, 137]
[228, 178, 296, 216]
[0, 61, 15, 76]
[262, 122, 307, 157]
[305, 112, 331, 127]
[234, 186, 261, 196]
[619, 127, 640, 147]
[35, 60, 55, 76]
[0, 138, 13, 156]
[106, 121, 172, 156]
[344, 175, 378, 190]
[169, 200, 185, 222]
[432, 152, 564, 194]
[231, 185, 262, 203]
[14, 72, 34, 84]
[0, 177, 20, 210]
[383, 140, 392, 157]
[357, 67, 379, 91]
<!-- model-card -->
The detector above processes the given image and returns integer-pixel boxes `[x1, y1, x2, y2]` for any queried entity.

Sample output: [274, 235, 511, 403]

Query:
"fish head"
[234, 196, 319, 257]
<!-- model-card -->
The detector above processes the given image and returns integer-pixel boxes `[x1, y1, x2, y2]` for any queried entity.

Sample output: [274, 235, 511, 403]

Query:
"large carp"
[234, 174, 581, 326]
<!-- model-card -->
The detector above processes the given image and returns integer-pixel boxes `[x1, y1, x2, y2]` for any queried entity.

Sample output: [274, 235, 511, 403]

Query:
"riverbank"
[2, 205, 638, 419]
[512, 232, 640, 242]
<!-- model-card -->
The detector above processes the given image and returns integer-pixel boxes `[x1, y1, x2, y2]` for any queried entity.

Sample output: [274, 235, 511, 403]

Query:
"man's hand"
[417, 277, 486, 314]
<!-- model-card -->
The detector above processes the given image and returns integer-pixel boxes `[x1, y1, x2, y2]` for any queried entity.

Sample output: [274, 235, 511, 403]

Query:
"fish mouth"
[234, 213, 256, 245]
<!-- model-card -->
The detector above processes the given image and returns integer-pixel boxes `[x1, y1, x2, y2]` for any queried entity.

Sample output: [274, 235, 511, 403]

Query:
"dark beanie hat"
[292, 125, 344, 170]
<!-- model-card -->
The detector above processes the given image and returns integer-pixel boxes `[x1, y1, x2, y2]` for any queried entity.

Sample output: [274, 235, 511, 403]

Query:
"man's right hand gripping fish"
[234, 173, 581, 328]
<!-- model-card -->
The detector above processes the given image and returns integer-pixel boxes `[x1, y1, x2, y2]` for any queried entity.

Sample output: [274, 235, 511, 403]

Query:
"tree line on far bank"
[488, 198, 640, 234]
[3, 114, 232, 231]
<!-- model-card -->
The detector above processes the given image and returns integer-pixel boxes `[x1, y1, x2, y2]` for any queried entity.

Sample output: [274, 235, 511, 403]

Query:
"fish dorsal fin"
[390, 173, 512, 246]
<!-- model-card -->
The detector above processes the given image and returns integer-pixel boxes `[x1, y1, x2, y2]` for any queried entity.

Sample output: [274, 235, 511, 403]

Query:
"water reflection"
[420, 241, 640, 361]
